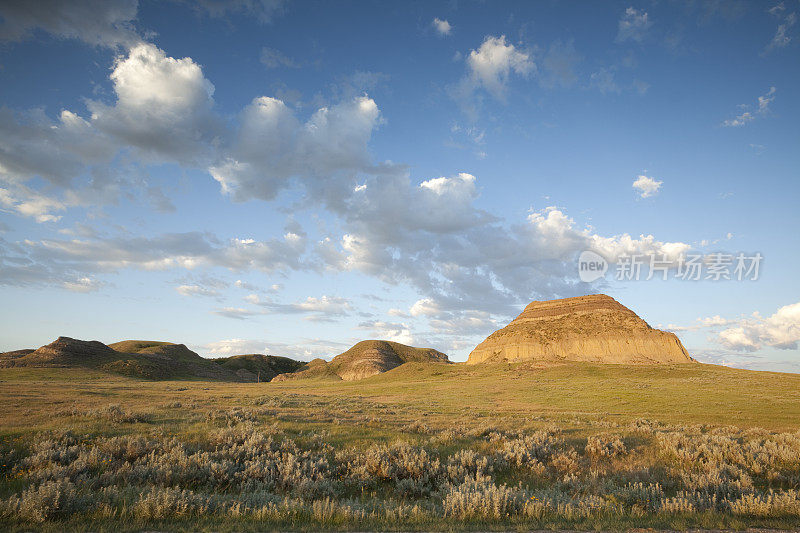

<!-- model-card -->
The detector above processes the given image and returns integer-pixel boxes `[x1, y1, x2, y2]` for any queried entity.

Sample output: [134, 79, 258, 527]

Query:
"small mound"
[213, 354, 305, 381]
[12, 337, 117, 366]
[276, 340, 449, 382]
[272, 358, 339, 382]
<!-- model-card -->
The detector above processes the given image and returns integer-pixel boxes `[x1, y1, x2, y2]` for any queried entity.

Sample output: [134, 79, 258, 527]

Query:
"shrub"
[443, 476, 520, 520]
[585, 434, 627, 461]
[11, 479, 85, 522]
[132, 487, 210, 520]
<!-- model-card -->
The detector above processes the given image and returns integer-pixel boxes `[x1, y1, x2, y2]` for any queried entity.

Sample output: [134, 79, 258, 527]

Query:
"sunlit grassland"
[1, 361, 799, 531]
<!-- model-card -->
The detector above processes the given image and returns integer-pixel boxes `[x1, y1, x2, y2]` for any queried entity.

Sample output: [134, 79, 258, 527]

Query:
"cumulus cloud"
[433, 18, 452, 36]
[616, 7, 651, 43]
[410, 298, 442, 317]
[89, 43, 220, 162]
[209, 95, 381, 201]
[319, 170, 690, 322]
[718, 301, 800, 352]
[0, 0, 140, 48]
[632, 175, 662, 198]
[722, 87, 776, 127]
[465, 35, 534, 100]
[0, 33, 696, 353]
[0, 43, 221, 218]
[2, 42, 388, 225]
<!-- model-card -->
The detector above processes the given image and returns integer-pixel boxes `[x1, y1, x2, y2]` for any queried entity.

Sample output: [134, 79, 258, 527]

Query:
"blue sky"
[1, 0, 798, 370]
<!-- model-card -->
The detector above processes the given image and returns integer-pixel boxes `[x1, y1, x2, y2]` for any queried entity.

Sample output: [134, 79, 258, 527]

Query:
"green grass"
[1, 361, 799, 531]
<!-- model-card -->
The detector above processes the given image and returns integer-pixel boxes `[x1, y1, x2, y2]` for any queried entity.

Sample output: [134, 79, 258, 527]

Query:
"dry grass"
[1, 361, 799, 531]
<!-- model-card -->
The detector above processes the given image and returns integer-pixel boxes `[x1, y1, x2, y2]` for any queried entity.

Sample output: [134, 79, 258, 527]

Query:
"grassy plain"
[1, 361, 800, 531]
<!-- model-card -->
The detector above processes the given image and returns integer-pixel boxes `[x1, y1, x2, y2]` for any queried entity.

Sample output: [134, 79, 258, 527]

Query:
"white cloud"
[632, 175, 662, 198]
[662, 315, 734, 332]
[234, 279, 262, 291]
[616, 7, 651, 43]
[718, 301, 800, 352]
[433, 18, 452, 36]
[210, 95, 381, 201]
[0, 184, 65, 222]
[90, 43, 219, 162]
[321, 173, 690, 320]
[63, 276, 104, 293]
[0, 230, 307, 292]
[757, 86, 777, 113]
[213, 307, 263, 320]
[0, 0, 140, 48]
[701, 315, 733, 327]
[722, 87, 776, 127]
[176, 284, 219, 297]
[766, 5, 796, 50]
[0, 43, 219, 218]
[295, 295, 351, 314]
[201, 338, 267, 356]
[410, 298, 441, 317]
[357, 320, 415, 345]
[244, 294, 352, 322]
[202, 336, 346, 361]
[465, 35, 534, 100]
[0, 108, 117, 187]
[0, 36, 698, 350]
[419, 172, 477, 201]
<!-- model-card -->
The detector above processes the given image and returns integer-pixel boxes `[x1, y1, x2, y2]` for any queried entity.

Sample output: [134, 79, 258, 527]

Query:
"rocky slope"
[274, 340, 449, 381]
[467, 294, 692, 365]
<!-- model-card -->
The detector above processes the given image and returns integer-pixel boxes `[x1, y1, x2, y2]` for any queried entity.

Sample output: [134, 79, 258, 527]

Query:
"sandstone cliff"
[467, 294, 692, 365]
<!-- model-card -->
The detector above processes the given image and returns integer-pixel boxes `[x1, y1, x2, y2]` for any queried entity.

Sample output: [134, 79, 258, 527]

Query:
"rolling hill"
[0, 337, 303, 382]
[273, 340, 450, 381]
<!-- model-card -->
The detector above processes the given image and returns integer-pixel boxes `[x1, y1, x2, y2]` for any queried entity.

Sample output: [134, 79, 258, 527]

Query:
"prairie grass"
[0, 362, 799, 530]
